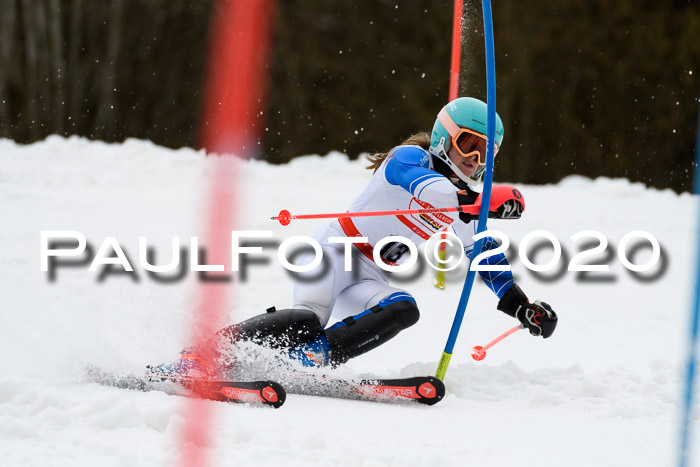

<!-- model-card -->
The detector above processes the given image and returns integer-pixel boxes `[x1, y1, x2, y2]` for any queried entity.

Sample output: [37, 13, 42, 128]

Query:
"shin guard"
[325, 294, 419, 365]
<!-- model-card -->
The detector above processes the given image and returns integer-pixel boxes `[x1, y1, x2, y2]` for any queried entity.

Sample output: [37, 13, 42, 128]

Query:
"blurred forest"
[0, 0, 698, 191]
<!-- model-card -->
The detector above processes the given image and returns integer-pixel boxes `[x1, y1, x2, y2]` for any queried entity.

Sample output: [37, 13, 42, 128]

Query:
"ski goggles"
[438, 108, 499, 165]
[453, 128, 499, 165]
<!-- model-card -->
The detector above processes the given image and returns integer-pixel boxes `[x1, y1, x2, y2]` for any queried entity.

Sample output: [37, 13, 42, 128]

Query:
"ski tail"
[187, 378, 286, 408]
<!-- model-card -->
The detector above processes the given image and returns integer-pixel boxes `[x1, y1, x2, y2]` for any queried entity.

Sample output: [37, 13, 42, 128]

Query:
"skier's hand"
[457, 189, 479, 223]
[490, 198, 523, 219]
[497, 284, 558, 338]
[457, 186, 524, 223]
[516, 300, 557, 338]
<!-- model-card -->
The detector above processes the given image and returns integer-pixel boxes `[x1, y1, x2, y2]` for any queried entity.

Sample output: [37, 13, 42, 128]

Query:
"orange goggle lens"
[453, 129, 498, 165]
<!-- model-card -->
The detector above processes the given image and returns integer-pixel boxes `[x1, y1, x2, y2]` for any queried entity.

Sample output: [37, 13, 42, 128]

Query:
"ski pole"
[272, 185, 521, 226]
[471, 325, 523, 361]
[273, 205, 477, 226]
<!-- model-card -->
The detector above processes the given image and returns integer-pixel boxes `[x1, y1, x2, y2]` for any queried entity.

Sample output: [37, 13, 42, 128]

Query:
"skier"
[149, 97, 557, 378]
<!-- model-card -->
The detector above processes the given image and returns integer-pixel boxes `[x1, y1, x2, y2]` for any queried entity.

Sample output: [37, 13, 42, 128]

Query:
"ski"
[281, 374, 445, 406]
[85, 366, 443, 407]
[84, 366, 286, 408]
[354, 376, 445, 405]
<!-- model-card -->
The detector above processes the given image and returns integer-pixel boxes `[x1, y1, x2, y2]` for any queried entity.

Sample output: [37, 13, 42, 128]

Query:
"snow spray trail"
[182, 2, 277, 467]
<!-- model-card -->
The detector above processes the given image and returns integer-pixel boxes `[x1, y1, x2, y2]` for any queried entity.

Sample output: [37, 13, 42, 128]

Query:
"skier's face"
[447, 145, 479, 178]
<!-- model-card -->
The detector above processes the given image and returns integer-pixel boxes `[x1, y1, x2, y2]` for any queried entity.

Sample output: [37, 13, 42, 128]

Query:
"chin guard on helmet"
[429, 138, 484, 187]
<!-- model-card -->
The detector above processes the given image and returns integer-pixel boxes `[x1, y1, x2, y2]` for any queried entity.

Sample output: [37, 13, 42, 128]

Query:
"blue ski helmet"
[429, 97, 504, 185]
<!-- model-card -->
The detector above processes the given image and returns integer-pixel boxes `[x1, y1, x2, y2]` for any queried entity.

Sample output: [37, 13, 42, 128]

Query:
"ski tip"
[415, 376, 445, 406]
[261, 380, 287, 408]
[357, 375, 446, 406]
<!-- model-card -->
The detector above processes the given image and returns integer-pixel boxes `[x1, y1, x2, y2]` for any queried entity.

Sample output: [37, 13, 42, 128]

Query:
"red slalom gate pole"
[436, 0, 465, 289]
[200, 1, 277, 155]
[184, 2, 277, 467]
[448, 0, 464, 100]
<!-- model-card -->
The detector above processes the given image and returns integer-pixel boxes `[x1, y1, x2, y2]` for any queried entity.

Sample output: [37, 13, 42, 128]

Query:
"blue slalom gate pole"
[436, 0, 497, 380]
[679, 97, 700, 467]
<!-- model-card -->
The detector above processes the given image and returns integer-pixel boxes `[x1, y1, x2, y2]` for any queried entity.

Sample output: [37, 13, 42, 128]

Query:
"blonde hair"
[365, 132, 431, 173]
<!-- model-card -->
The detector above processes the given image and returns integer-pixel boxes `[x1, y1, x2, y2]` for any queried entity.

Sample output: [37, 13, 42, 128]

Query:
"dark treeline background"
[1, 0, 698, 191]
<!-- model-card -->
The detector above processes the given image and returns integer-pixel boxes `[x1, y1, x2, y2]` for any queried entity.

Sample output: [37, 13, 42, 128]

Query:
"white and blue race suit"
[293, 145, 513, 327]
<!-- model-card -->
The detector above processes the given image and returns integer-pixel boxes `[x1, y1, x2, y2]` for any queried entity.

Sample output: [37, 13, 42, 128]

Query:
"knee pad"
[380, 298, 420, 329]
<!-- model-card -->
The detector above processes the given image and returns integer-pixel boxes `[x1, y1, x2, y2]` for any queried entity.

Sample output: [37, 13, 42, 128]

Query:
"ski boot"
[288, 334, 331, 367]
[145, 353, 213, 383]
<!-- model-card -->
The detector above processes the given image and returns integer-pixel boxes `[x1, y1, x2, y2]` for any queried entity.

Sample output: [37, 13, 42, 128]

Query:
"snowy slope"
[1, 135, 698, 467]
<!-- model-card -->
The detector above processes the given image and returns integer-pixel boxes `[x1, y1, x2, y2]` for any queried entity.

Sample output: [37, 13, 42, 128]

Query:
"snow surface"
[1, 135, 699, 466]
